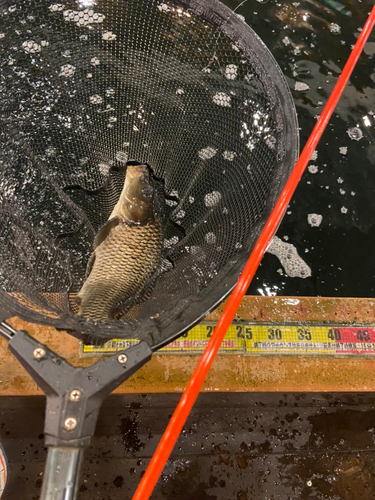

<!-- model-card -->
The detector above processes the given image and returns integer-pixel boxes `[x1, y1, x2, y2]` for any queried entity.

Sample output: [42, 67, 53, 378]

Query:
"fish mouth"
[126, 164, 150, 181]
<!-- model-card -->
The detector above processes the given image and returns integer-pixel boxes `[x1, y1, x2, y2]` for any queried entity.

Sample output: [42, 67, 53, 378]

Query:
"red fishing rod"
[133, 6, 375, 499]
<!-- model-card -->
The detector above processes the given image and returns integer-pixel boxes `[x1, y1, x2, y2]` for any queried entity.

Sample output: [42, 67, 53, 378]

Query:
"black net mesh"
[0, 0, 298, 347]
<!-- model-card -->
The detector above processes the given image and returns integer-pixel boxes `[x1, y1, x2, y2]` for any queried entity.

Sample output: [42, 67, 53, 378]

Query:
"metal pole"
[40, 447, 84, 500]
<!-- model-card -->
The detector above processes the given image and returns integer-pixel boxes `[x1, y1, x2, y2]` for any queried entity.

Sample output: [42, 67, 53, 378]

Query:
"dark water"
[221, 0, 375, 298]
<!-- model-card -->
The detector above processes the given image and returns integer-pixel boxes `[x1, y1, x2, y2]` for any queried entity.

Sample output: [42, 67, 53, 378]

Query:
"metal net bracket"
[0, 322, 152, 499]
[5, 326, 151, 447]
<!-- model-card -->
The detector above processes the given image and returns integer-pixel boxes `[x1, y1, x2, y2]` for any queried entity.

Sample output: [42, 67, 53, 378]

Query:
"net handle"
[132, 5, 375, 500]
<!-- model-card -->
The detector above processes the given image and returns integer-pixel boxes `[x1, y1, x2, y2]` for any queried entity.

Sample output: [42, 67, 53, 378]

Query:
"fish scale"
[77, 221, 162, 322]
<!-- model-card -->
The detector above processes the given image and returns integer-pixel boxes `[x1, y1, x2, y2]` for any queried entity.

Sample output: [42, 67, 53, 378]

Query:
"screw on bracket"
[64, 417, 77, 431]
[33, 348, 46, 360]
[117, 353, 127, 364]
[69, 389, 81, 402]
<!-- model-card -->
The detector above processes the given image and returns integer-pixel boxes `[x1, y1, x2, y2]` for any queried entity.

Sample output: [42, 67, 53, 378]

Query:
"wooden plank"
[0, 296, 375, 395]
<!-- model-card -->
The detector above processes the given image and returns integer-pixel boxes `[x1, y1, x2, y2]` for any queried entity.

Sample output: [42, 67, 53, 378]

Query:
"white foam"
[225, 64, 238, 80]
[45, 147, 57, 157]
[347, 127, 363, 141]
[158, 3, 172, 12]
[339, 146, 347, 155]
[89, 95, 103, 104]
[91, 57, 100, 66]
[307, 213, 322, 227]
[212, 92, 231, 107]
[115, 151, 128, 163]
[22, 40, 41, 53]
[295, 82, 310, 91]
[205, 232, 217, 244]
[329, 23, 341, 34]
[102, 31, 116, 41]
[341, 206, 348, 214]
[63, 9, 105, 27]
[59, 64, 76, 77]
[222, 151, 236, 161]
[163, 236, 179, 248]
[204, 191, 221, 207]
[308, 165, 318, 174]
[99, 162, 111, 175]
[310, 150, 318, 161]
[49, 4, 64, 11]
[198, 146, 217, 160]
[267, 236, 311, 279]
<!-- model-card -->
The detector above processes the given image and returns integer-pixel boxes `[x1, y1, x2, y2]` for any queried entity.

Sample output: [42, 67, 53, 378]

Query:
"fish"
[76, 164, 162, 322]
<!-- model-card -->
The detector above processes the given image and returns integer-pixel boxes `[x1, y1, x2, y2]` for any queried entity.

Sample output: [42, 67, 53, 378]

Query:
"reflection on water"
[223, 0, 375, 297]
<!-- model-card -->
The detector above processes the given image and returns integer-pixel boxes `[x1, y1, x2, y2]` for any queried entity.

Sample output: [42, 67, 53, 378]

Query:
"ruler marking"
[80, 323, 375, 356]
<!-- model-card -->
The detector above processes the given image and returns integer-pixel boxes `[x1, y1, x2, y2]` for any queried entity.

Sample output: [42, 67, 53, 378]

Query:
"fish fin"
[94, 217, 121, 248]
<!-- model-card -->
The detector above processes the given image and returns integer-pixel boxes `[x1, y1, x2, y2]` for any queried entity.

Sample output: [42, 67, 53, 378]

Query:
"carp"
[76, 164, 162, 321]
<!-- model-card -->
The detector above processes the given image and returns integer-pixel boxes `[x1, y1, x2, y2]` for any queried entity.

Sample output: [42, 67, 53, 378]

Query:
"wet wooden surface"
[3, 393, 375, 499]
[1, 296, 375, 395]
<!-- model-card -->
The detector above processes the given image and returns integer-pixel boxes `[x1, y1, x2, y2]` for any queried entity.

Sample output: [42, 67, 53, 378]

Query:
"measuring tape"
[81, 322, 375, 356]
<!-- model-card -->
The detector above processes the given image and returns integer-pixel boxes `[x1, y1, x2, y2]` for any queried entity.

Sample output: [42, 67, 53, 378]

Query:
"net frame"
[0, 0, 299, 347]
